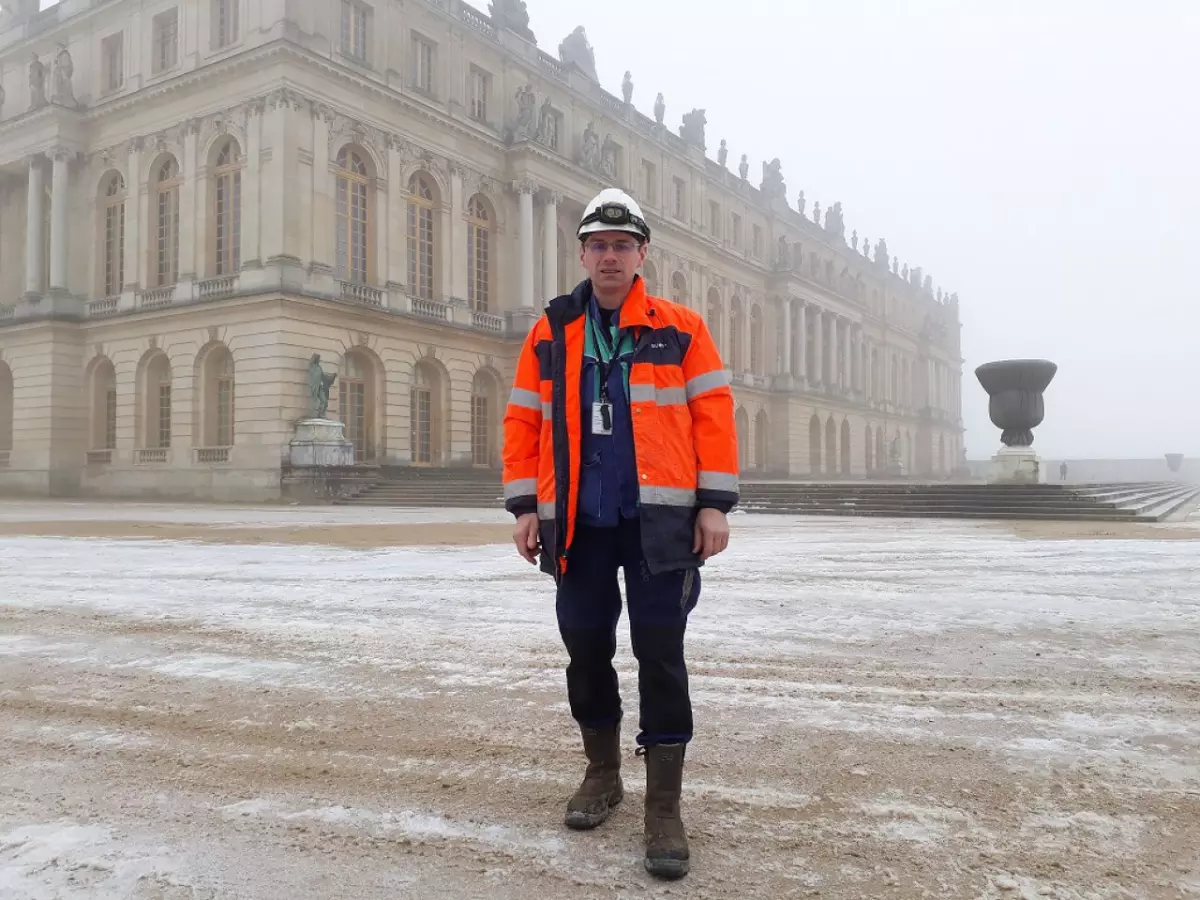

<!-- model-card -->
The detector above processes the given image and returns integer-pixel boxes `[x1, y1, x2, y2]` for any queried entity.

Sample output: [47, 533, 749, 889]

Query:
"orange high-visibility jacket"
[503, 276, 739, 580]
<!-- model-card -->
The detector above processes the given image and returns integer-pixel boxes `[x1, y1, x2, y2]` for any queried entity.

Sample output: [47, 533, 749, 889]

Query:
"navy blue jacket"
[577, 303, 640, 527]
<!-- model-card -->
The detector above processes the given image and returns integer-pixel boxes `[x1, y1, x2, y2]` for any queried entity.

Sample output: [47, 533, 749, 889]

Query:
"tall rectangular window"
[216, 377, 234, 447]
[469, 66, 490, 122]
[104, 389, 117, 450]
[341, 0, 369, 61]
[642, 161, 657, 206]
[152, 9, 179, 74]
[213, 0, 238, 48]
[102, 32, 124, 93]
[413, 36, 435, 94]
[157, 383, 172, 449]
[471, 395, 489, 466]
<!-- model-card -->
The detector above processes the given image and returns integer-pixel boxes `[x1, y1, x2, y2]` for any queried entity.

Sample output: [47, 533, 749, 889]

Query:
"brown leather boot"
[564, 721, 624, 830]
[640, 743, 690, 879]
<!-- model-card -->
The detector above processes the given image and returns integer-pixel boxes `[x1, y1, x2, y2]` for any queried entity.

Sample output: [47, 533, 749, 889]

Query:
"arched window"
[706, 288, 723, 358]
[558, 227, 572, 295]
[200, 346, 234, 447]
[641, 260, 658, 297]
[211, 139, 242, 276]
[466, 195, 491, 312]
[824, 415, 837, 476]
[735, 407, 749, 472]
[754, 410, 768, 471]
[750, 305, 764, 376]
[91, 359, 118, 451]
[471, 370, 499, 467]
[410, 361, 444, 465]
[671, 272, 688, 305]
[407, 173, 437, 300]
[339, 351, 377, 462]
[840, 419, 852, 475]
[335, 147, 370, 284]
[0, 362, 14, 457]
[152, 156, 181, 287]
[141, 352, 172, 450]
[808, 413, 821, 476]
[729, 297, 743, 373]
[100, 173, 126, 298]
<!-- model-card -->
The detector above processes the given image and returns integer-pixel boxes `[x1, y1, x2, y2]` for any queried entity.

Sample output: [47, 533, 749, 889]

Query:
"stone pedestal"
[988, 446, 1041, 484]
[289, 418, 354, 467]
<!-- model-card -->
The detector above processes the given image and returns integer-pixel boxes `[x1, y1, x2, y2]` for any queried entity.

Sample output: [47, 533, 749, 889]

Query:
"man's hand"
[693, 508, 730, 562]
[513, 512, 540, 565]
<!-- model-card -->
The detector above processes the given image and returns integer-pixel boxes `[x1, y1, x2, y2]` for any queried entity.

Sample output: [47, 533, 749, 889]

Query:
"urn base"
[988, 446, 1042, 484]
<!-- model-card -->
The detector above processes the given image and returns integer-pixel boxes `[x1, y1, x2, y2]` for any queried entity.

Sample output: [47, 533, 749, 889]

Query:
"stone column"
[49, 149, 70, 293]
[447, 164, 466, 303]
[542, 191, 559, 302]
[844, 324, 854, 393]
[811, 307, 823, 387]
[310, 107, 332, 275]
[179, 125, 199, 281]
[741, 302, 752, 375]
[123, 139, 143, 293]
[375, 163, 390, 289]
[853, 329, 863, 393]
[516, 179, 536, 308]
[796, 301, 807, 383]
[780, 298, 792, 376]
[828, 315, 839, 391]
[386, 139, 406, 291]
[241, 108, 262, 270]
[24, 155, 45, 296]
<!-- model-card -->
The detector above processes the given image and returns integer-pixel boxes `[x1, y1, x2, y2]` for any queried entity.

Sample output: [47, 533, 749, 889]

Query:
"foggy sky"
[524, 0, 1200, 461]
[35, 0, 1200, 459]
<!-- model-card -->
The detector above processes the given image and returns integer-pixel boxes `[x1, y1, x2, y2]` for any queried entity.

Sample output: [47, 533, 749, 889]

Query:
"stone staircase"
[736, 481, 1200, 523]
[337, 467, 504, 508]
[336, 470, 1200, 523]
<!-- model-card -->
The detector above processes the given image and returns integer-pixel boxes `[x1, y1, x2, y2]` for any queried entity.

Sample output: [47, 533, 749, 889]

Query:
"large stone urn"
[975, 359, 1057, 483]
[1166, 453, 1183, 474]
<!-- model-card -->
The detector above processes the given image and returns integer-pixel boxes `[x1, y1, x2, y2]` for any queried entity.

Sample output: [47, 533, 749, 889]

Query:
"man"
[502, 189, 739, 880]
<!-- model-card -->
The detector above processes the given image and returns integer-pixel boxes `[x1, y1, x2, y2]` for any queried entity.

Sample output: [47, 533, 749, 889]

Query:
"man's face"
[579, 230, 647, 294]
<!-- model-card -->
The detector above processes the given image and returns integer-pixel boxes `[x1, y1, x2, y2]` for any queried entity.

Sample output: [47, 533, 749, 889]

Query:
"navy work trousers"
[555, 518, 701, 747]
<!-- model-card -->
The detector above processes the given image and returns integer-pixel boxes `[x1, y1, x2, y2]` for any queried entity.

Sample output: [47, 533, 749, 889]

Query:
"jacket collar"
[547, 275, 652, 330]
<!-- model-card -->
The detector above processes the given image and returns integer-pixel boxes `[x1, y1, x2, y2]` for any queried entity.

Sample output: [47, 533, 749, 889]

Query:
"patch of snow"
[0, 821, 199, 900]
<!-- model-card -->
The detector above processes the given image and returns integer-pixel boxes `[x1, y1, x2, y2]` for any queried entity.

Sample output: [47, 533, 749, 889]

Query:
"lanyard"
[587, 301, 634, 403]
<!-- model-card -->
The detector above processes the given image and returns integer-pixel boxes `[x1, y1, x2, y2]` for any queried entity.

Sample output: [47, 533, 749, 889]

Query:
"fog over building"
[0, 0, 963, 499]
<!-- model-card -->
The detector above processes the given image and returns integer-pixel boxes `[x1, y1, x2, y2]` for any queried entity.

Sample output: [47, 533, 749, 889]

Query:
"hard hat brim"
[577, 221, 649, 240]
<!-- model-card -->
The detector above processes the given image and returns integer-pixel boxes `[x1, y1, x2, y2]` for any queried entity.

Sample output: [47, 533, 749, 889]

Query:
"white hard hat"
[577, 188, 651, 242]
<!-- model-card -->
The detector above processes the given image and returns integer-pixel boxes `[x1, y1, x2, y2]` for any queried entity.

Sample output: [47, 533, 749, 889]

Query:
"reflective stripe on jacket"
[502, 276, 739, 580]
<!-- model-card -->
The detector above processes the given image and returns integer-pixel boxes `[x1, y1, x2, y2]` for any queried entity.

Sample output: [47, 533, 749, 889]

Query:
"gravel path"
[1, 505, 1198, 898]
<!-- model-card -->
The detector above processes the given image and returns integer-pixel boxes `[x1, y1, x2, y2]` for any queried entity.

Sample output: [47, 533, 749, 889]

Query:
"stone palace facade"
[0, 0, 964, 501]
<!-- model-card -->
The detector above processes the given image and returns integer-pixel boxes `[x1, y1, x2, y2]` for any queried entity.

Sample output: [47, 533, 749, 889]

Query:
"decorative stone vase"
[1166, 453, 1183, 473]
[975, 359, 1058, 447]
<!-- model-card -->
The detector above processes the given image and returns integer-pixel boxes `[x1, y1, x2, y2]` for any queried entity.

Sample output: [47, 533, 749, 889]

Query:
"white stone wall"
[0, 0, 965, 498]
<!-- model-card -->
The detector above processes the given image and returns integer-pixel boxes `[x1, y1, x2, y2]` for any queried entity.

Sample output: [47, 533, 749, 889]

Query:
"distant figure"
[1059, 461, 1068, 481]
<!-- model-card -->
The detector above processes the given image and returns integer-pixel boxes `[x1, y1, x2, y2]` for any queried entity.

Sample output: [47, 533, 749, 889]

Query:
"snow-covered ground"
[1, 505, 1198, 899]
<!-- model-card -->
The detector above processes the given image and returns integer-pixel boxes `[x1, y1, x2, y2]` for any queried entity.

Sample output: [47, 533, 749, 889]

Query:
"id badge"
[591, 401, 613, 436]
